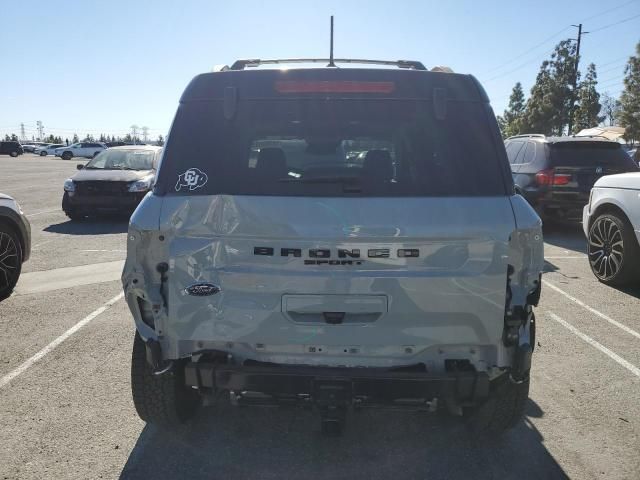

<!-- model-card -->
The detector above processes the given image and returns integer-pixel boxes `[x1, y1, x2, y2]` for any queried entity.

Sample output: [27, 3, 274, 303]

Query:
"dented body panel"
[122, 193, 543, 373]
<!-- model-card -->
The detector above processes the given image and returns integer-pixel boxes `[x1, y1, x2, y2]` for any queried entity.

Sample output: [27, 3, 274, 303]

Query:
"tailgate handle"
[323, 312, 345, 325]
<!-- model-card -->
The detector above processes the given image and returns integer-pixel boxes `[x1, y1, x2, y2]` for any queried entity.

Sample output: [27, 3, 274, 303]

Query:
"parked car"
[505, 135, 638, 222]
[62, 145, 162, 219]
[34, 144, 65, 156]
[0, 193, 31, 300]
[583, 172, 640, 286]
[21, 142, 49, 153]
[55, 142, 107, 160]
[0, 141, 24, 157]
[122, 58, 544, 435]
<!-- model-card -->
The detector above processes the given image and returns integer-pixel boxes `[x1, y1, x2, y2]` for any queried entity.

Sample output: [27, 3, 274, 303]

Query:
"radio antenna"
[328, 16, 335, 67]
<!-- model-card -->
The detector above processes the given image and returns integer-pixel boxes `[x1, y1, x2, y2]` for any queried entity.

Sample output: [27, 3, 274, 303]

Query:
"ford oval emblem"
[185, 283, 220, 296]
[596, 166, 603, 174]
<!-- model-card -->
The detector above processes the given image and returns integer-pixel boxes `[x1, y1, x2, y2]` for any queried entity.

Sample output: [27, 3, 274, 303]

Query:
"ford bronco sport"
[122, 58, 544, 434]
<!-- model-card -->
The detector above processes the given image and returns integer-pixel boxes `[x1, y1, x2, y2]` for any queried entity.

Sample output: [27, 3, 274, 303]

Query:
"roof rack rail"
[506, 134, 546, 139]
[229, 58, 427, 71]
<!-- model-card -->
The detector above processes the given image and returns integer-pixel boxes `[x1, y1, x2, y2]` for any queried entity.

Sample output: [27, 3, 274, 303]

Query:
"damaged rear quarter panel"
[507, 195, 544, 308]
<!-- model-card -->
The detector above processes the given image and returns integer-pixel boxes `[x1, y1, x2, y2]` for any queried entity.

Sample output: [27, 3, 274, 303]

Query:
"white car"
[583, 172, 640, 286]
[34, 143, 65, 156]
[55, 142, 107, 160]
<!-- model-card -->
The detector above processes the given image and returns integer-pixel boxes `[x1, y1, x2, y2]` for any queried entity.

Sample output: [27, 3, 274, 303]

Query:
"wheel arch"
[0, 213, 27, 262]
[589, 201, 633, 232]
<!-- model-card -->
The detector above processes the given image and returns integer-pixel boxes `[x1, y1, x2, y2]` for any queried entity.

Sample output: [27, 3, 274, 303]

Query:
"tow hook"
[315, 380, 351, 435]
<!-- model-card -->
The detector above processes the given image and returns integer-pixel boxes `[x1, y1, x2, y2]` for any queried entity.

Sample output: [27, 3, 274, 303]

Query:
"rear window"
[550, 142, 637, 169]
[156, 98, 507, 197]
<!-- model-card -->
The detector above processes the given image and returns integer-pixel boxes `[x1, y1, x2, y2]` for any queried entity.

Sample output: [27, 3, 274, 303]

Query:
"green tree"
[72, 134, 79, 143]
[619, 42, 640, 145]
[522, 40, 577, 135]
[10, 134, 18, 141]
[573, 63, 602, 133]
[499, 82, 526, 137]
[600, 92, 621, 126]
[3, 134, 10, 141]
[157, 134, 165, 146]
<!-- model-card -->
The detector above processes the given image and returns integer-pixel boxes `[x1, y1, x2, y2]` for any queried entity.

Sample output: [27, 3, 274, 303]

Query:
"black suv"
[0, 141, 24, 157]
[505, 135, 638, 221]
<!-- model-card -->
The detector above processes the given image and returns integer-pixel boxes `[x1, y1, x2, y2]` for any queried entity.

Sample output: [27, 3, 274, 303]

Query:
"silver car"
[0, 193, 31, 300]
[122, 58, 544, 434]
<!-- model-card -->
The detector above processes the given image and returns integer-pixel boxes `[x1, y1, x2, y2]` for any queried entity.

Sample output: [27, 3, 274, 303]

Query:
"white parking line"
[543, 279, 640, 341]
[544, 256, 585, 259]
[26, 208, 59, 218]
[0, 292, 124, 389]
[549, 312, 640, 378]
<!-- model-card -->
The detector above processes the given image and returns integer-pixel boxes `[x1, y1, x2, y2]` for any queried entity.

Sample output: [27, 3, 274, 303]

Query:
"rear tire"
[131, 332, 200, 427]
[40, 151, 47, 156]
[9, 151, 18, 158]
[65, 210, 85, 221]
[468, 376, 530, 434]
[0, 222, 23, 301]
[588, 212, 640, 286]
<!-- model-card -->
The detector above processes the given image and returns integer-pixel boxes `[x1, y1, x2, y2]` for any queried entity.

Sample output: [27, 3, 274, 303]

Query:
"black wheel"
[65, 210, 85, 221]
[131, 332, 200, 427]
[468, 376, 529, 434]
[0, 222, 23, 301]
[588, 212, 640, 286]
[61, 151, 73, 160]
[40, 150, 47, 156]
[9, 151, 18, 158]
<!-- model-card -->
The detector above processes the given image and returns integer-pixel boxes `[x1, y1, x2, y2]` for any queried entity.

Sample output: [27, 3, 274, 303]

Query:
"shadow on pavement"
[610, 284, 640, 301]
[120, 399, 567, 480]
[542, 221, 586, 255]
[44, 218, 128, 235]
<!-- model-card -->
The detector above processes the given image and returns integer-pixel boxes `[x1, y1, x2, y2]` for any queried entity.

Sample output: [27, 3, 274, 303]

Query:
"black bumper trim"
[185, 363, 490, 406]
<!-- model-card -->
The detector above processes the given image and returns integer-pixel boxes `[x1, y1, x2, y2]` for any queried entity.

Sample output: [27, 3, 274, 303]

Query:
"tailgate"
[160, 195, 516, 357]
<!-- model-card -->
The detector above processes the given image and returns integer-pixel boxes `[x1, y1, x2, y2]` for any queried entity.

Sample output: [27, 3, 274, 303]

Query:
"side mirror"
[77, 164, 83, 170]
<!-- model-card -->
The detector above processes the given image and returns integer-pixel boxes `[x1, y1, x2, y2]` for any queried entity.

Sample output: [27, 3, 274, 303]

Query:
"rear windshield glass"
[550, 142, 637, 169]
[156, 99, 507, 197]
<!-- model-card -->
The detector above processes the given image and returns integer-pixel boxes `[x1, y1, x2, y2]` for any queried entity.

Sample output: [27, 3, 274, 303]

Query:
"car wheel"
[65, 209, 85, 221]
[131, 332, 200, 427]
[40, 151, 47, 156]
[61, 151, 73, 160]
[0, 222, 23, 301]
[9, 151, 18, 158]
[468, 376, 529, 434]
[588, 212, 640, 286]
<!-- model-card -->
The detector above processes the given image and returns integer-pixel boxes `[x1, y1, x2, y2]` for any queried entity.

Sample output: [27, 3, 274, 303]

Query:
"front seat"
[255, 147, 288, 180]
[363, 149, 394, 183]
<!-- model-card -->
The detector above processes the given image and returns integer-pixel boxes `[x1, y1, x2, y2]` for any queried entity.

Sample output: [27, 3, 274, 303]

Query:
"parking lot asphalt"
[0, 154, 639, 480]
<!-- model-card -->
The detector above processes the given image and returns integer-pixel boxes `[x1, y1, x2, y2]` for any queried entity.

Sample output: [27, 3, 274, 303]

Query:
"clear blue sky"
[1, 0, 639, 141]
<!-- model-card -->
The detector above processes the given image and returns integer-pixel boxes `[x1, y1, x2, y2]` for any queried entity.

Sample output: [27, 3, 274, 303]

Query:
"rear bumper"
[63, 191, 147, 213]
[184, 361, 491, 407]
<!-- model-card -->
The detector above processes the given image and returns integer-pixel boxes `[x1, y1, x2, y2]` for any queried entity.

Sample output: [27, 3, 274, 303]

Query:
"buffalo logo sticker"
[176, 168, 208, 191]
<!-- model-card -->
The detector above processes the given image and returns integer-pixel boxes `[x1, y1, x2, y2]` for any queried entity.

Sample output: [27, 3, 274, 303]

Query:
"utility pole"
[36, 120, 44, 141]
[20, 123, 26, 141]
[568, 23, 588, 134]
[141, 126, 149, 143]
[130, 124, 139, 145]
